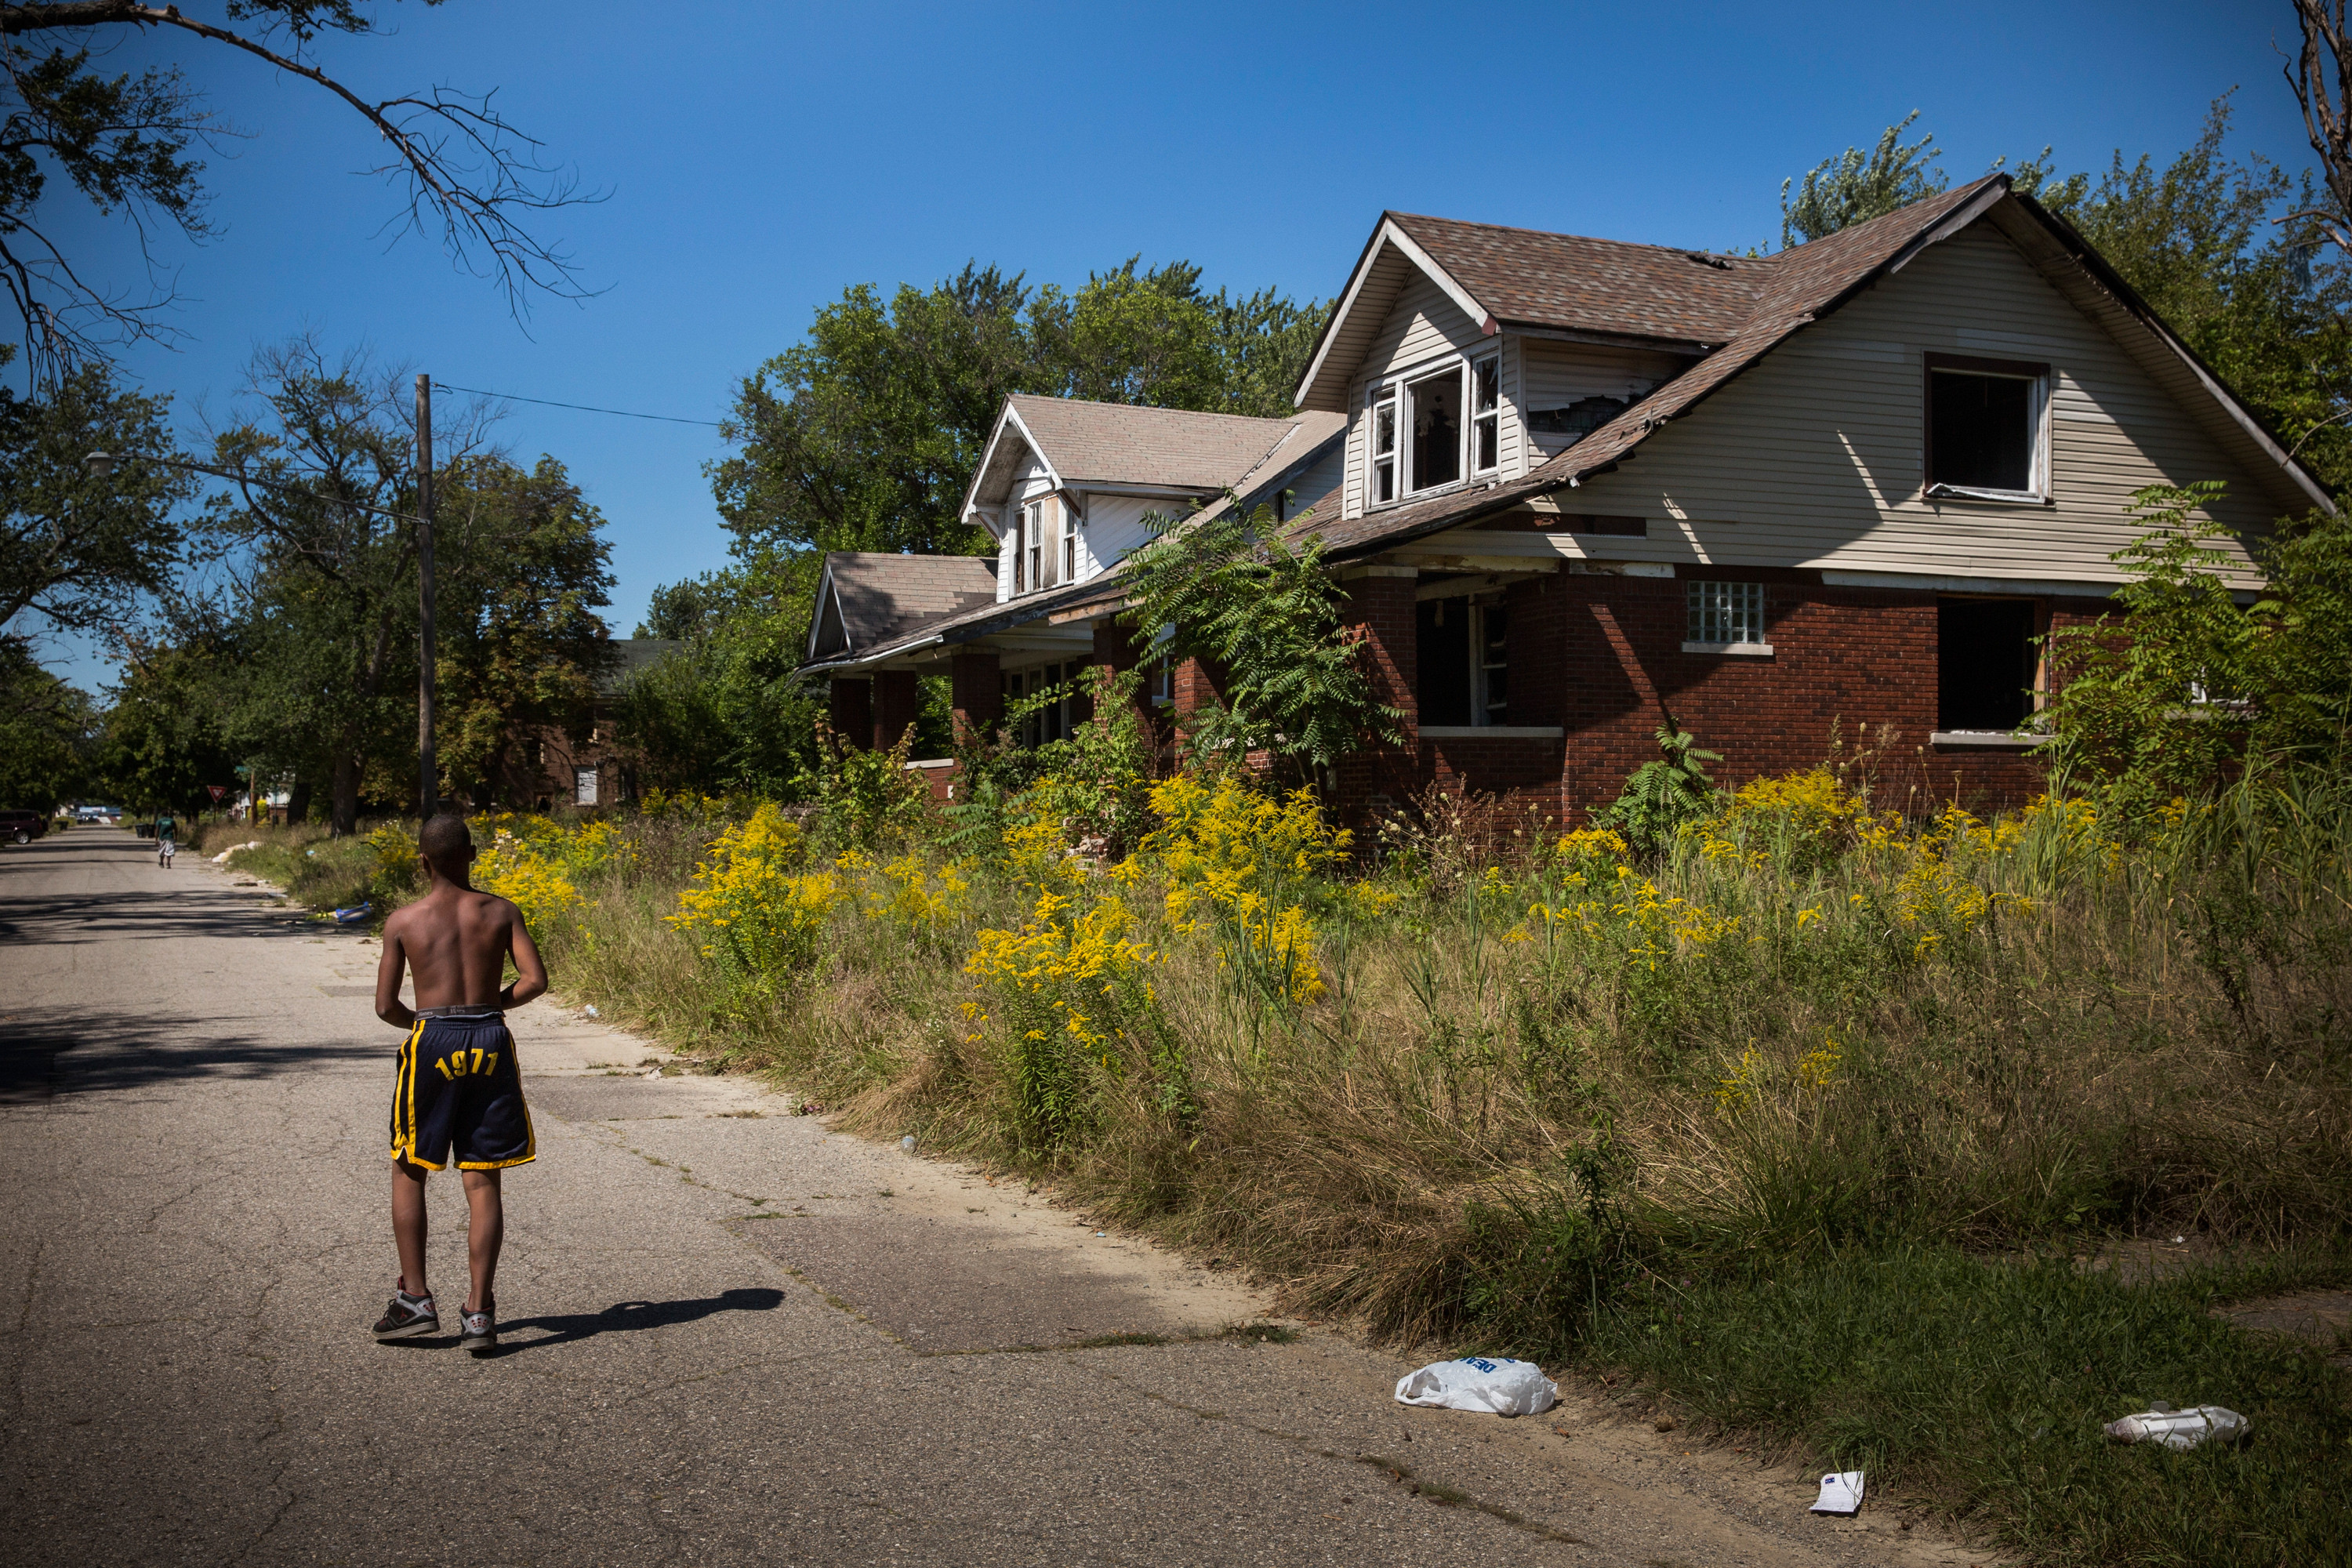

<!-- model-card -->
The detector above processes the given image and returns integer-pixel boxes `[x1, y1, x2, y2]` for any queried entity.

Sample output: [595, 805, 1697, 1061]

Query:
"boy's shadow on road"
[393, 1288, 786, 1356]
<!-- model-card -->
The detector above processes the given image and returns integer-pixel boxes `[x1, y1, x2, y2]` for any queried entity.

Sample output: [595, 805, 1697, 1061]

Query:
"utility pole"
[416, 372, 437, 821]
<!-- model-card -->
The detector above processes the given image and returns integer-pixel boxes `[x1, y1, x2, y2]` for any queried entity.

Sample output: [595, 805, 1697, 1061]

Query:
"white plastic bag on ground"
[2103, 1406, 2250, 1450]
[1810, 1471, 1865, 1515]
[1393, 1356, 1558, 1417]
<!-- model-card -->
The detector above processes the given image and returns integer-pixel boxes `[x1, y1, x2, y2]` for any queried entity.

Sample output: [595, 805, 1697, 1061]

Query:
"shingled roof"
[1301, 175, 2330, 558]
[1387, 212, 1763, 345]
[963, 397, 1345, 524]
[804, 551, 999, 665]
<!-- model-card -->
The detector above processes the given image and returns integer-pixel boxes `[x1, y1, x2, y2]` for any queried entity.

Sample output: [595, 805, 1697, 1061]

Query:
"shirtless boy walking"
[370, 815, 548, 1352]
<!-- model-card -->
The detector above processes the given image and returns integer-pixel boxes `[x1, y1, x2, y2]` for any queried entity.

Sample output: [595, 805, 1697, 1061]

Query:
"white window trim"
[1366, 354, 1477, 511]
[1925, 360, 2053, 505]
[1682, 641, 1776, 657]
[1470, 353, 1501, 475]
[1059, 497, 1079, 583]
[1368, 384, 1399, 508]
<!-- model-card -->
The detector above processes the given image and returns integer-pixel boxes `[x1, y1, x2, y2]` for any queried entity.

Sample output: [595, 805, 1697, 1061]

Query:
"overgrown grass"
[401, 768, 2352, 1565]
[191, 818, 390, 911]
[1574, 1245, 2352, 1563]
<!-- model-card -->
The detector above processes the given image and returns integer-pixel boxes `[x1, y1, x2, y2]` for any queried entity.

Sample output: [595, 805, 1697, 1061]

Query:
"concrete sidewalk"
[0, 826, 1991, 1566]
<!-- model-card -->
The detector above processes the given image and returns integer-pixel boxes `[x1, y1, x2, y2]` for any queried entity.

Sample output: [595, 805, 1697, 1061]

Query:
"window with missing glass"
[1686, 581, 1766, 645]
[1926, 354, 2049, 501]
[1407, 367, 1461, 492]
[1471, 355, 1500, 473]
[1415, 594, 1509, 727]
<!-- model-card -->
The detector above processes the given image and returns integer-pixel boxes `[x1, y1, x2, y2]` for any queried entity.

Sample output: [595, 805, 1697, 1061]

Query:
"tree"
[0, 2, 593, 387]
[0, 358, 185, 631]
[94, 633, 238, 814]
[2285, 0, 2352, 252]
[1780, 111, 1947, 249]
[1120, 495, 1403, 782]
[711, 257, 1330, 565]
[429, 453, 615, 807]
[0, 630, 93, 808]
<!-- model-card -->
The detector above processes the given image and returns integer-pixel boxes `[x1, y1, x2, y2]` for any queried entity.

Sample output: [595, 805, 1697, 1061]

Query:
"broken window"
[1059, 499, 1078, 583]
[1416, 594, 1508, 726]
[1407, 367, 1461, 492]
[1527, 394, 1628, 442]
[1937, 598, 2040, 731]
[1370, 389, 1398, 504]
[1926, 355, 2046, 499]
[1471, 355, 1500, 473]
[1686, 581, 1766, 646]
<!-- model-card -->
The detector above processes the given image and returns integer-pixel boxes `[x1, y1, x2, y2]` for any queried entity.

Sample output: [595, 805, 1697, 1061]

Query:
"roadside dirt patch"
[2218, 1289, 2352, 1367]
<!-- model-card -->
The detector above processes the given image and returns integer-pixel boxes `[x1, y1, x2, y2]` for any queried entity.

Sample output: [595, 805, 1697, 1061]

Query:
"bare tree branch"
[2284, 0, 2352, 251]
[0, 2, 599, 386]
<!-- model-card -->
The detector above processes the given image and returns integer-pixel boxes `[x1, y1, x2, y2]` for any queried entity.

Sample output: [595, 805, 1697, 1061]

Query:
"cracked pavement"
[0, 827, 1997, 1566]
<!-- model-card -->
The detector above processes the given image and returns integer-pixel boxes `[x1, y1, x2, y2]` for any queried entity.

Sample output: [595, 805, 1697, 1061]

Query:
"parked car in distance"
[74, 804, 122, 824]
[0, 809, 49, 844]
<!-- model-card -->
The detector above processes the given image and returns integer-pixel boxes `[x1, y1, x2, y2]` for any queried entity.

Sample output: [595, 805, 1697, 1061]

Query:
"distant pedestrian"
[154, 814, 176, 869]
[369, 814, 548, 1353]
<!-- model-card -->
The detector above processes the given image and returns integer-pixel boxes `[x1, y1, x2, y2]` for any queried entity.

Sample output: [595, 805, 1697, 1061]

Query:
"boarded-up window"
[574, 767, 598, 807]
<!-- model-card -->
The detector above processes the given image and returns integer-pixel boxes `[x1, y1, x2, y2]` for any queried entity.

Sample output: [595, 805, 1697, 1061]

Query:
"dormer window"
[1059, 502, 1078, 582]
[1023, 503, 1044, 592]
[1407, 367, 1461, 492]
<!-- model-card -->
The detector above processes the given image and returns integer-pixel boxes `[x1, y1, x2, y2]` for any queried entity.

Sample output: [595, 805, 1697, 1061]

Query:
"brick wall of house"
[1330, 569, 1421, 817]
[950, 651, 1002, 745]
[1330, 570, 2092, 830]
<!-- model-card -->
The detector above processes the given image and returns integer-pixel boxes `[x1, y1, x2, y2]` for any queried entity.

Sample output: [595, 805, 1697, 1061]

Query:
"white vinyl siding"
[1519, 341, 1686, 465]
[1550, 223, 2281, 583]
[1345, 268, 1489, 516]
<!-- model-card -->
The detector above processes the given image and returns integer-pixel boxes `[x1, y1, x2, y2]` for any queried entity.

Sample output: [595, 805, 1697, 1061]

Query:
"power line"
[431, 381, 726, 428]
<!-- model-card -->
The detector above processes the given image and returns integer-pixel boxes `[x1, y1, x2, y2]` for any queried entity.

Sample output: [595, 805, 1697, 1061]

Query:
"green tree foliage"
[2043, 481, 2352, 811]
[94, 637, 241, 815]
[0, 633, 94, 810]
[0, 1, 589, 384]
[430, 454, 616, 806]
[1120, 495, 1403, 780]
[710, 258, 1328, 564]
[128, 339, 615, 830]
[0, 361, 187, 632]
[1780, 111, 1947, 249]
[2038, 99, 2352, 493]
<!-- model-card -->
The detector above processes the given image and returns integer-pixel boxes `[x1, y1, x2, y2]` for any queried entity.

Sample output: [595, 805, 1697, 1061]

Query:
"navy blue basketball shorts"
[388, 1011, 536, 1171]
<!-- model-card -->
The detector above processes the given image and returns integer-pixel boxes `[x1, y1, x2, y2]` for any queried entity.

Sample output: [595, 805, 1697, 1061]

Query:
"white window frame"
[1924, 354, 2052, 506]
[1022, 503, 1045, 593]
[1369, 386, 1399, 506]
[1472, 601, 1507, 723]
[1470, 354, 1501, 475]
[1403, 362, 1467, 497]
[573, 766, 598, 807]
[1058, 497, 1079, 583]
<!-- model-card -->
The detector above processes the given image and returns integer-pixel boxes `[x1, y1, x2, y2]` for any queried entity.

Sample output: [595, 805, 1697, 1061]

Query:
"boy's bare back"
[374, 820, 547, 1029]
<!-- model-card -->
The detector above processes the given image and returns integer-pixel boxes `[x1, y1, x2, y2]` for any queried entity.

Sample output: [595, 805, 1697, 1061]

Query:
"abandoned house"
[798, 173, 2332, 822]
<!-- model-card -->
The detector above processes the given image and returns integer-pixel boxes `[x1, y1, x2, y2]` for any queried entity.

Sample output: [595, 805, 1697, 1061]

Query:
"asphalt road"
[0, 826, 1993, 1567]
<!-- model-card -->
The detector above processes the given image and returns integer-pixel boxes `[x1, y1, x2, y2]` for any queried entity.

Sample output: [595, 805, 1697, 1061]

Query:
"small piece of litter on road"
[1394, 1356, 1559, 1417]
[642, 1066, 662, 1079]
[1810, 1472, 1865, 1515]
[2103, 1405, 2249, 1449]
[900, 1136, 916, 1152]
[2172, 1235, 2187, 1244]
[583, 1004, 599, 1018]
[1094, 1230, 1105, 1236]
[331, 902, 372, 924]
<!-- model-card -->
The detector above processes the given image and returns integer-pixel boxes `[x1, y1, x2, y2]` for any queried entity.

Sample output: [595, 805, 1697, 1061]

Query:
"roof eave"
[1293, 216, 1494, 412]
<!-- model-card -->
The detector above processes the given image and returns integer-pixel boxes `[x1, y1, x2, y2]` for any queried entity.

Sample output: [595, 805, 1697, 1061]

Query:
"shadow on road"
[0, 1007, 383, 1102]
[447, 1289, 789, 1356]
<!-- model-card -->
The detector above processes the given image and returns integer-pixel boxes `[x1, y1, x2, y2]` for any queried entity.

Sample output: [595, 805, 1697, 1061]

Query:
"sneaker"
[372, 1282, 439, 1341]
[458, 1298, 497, 1354]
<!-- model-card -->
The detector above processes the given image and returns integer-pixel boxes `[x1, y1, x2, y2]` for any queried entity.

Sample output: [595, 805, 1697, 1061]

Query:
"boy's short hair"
[419, 813, 474, 862]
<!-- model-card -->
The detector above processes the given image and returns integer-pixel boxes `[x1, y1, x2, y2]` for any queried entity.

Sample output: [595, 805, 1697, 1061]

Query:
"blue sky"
[29, 0, 2321, 690]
